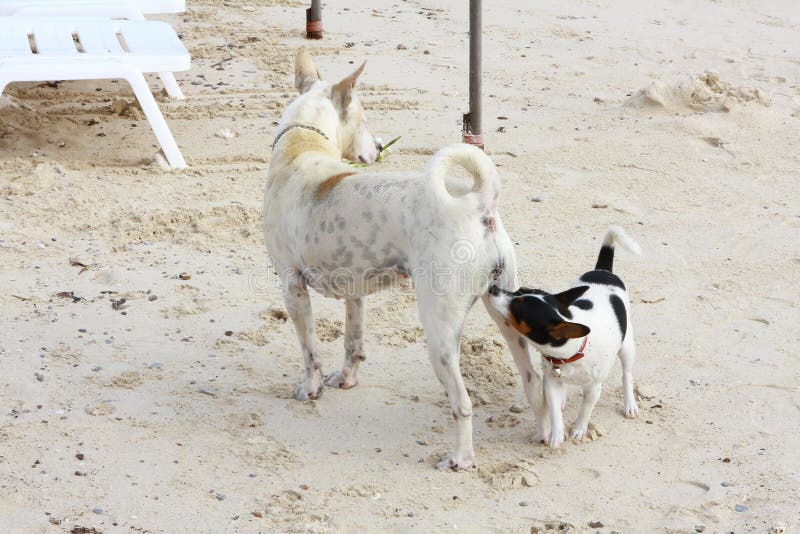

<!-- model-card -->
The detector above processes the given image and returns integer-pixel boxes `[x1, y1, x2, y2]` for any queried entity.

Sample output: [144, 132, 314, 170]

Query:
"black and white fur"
[487, 226, 641, 448]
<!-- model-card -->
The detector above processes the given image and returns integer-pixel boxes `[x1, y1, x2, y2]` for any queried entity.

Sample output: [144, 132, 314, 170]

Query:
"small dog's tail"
[425, 144, 500, 214]
[595, 226, 642, 272]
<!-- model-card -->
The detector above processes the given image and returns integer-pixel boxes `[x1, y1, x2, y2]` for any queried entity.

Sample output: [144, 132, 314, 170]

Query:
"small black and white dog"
[488, 226, 641, 448]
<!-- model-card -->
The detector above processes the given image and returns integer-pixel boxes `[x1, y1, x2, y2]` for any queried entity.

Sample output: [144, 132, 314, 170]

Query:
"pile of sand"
[460, 336, 517, 399]
[626, 71, 771, 112]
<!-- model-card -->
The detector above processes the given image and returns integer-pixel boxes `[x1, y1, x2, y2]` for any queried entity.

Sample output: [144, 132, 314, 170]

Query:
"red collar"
[544, 337, 588, 365]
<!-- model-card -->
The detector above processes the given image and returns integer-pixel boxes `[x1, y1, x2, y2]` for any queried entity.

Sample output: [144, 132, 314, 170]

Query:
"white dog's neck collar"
[273, 123, 329, 151]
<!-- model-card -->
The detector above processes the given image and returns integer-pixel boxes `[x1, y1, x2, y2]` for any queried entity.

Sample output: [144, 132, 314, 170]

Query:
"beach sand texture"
[1, 0, 799, 532]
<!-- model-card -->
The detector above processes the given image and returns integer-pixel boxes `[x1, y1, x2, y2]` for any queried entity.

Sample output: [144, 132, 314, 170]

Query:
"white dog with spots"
[487, 226, 641, 448]
[263, 48, 546, 470]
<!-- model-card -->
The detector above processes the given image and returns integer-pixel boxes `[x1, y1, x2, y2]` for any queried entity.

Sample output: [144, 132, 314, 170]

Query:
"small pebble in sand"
[225, 330, 233, 336]
[721, 481, 732, 487]
[178, 272, 191, 280]
[34, 373, 44, 382]
[531, 196, 544, 202]
[519, 501, 529, 507]
[397, 44, 408, 50]
[78, 328, 87, 333]
[734, 504, 747, 512]
[695, 526, 706, 533]
[92, 508, 103, 514]
[215, 128, 238, 140]
[509, 404, 524, 413]
[589, 521, 604, 528]
[76, 453, 85, 460]
[74, 470, 86, 476]
[216, 493, 225, 501]
[148, 294, 158, 301]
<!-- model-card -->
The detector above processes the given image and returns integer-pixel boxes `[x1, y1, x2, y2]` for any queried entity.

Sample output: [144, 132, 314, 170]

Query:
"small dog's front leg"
[482, 296, 549, 443]
[282, 271, 324, 401]
[570, 382, 602, 440]
[325, 298, 366, 390]
[543, 372, 566, 448]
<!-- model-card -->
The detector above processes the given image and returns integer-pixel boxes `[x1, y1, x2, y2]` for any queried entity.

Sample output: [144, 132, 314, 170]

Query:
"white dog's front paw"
[294, 372, 324, 401]
[570, 425, 589, 441]
[324, 369, 358, 390]
[546, 429, 565, 449]
[624, 400, 640, 418]
[533, 427, 550, 445]
[435, 453, 475, 471]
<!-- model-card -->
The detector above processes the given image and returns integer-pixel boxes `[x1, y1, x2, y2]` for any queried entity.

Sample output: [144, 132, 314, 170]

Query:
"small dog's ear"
[554, 286, 590, 308]
[549, 321, 590, 340]
[331, 60, 366, 112]
[295, 47, 321, 94]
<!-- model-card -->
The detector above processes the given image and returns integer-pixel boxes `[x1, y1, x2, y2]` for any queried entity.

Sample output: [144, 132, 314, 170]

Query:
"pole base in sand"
[306, 19, 323, 39]
[462, 133, 484, 150]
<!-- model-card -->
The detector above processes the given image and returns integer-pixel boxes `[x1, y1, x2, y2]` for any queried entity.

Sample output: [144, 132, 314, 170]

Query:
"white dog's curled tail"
[595, 226, 642, 272]
[425, 143, 500, 214]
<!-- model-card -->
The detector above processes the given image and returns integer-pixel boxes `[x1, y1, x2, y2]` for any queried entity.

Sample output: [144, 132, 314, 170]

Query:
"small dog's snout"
[375, 140, 383, 152]
[488, 285, 500, 296]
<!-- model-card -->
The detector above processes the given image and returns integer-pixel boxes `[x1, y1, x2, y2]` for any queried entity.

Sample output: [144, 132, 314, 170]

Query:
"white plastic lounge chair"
[0, 1, 185, 18]
[1, 0, 186, 98]
[0, 17, 190, 168]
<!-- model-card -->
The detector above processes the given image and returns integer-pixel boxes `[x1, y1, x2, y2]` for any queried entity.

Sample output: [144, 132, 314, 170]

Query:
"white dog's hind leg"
[482, 296, 549, 443]
[570, 382, 602, 440]
[282, 270, 324, 401]
[418, 293, 475, 471]
[619, 335, 640, 418]
[325, 298, 366, 389]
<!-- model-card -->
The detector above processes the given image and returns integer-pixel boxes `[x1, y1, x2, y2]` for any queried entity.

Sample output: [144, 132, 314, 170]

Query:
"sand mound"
[460, 336, 516, 396]
[626, 71, 771, 112]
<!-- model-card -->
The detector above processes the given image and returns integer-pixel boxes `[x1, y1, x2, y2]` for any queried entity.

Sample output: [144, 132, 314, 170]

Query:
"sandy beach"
[1, 0, 799, 532]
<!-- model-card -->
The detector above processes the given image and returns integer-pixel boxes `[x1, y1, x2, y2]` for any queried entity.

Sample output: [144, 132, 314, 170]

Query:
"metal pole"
[463, 0, 483, 149]
[306, 0, 323, 39]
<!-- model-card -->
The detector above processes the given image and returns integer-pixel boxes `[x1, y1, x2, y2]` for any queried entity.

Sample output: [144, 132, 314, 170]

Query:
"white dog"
[487, 226, 641, 448]
[263, 48, 546, 469]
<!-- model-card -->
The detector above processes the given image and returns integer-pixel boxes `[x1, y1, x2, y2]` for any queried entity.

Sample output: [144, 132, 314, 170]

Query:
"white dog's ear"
[331, 60, 366, 112]
[295, 47, 321, 94]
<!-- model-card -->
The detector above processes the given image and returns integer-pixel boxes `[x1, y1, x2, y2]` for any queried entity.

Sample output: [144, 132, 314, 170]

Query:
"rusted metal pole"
[306, 0, 323, 39]
[462, 0, 483, 149]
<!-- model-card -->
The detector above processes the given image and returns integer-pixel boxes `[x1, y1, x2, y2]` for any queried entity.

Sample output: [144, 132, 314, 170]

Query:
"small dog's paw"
[435, 453, 474, 471]
[624, 401, 640, 418]
[323, 370, 358, 390]
[293, 382, 324, 401]
[533, 428, 550, 445]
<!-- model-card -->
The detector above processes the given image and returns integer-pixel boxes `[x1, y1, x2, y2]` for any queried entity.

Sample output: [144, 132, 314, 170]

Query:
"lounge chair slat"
[118, 21, 184, 57]
[0, 24, 32, 56]
[75, 21, 125, 54]
[30, 21, 81, 55]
